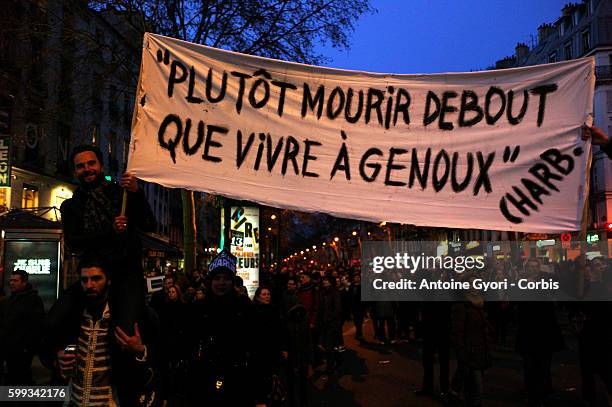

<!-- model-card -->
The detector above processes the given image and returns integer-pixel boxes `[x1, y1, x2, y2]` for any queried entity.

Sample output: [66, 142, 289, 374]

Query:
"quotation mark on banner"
[503, 146, 520, 163]
[156, 48, 170, 65]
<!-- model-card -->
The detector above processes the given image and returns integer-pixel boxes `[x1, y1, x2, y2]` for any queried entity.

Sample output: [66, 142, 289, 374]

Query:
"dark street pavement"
[309, 317, 606, 407]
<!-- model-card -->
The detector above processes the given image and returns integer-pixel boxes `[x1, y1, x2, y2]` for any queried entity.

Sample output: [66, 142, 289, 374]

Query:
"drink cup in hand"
[58, 344, 77, 380]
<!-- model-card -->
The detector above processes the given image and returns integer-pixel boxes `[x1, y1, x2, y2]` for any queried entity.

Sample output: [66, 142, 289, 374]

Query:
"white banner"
[129, 33, 595, 233]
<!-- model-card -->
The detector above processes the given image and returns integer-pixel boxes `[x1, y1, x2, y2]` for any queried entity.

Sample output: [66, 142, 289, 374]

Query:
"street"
[309, 316, 598, 407]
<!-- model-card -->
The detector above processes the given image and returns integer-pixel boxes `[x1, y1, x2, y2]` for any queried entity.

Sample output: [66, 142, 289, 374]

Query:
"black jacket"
[252, 302, 286, 376]
[451, 300, 490, 370]
[0, 286, 44, 352]
[40, 295, 161, 407]
[60, 181, 155, 265]
[515, 301, 565, 355]
[187, 292, 267, 406]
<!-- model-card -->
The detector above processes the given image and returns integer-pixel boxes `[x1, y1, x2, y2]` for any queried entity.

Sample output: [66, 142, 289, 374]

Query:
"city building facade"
[494, 0, 612, 254]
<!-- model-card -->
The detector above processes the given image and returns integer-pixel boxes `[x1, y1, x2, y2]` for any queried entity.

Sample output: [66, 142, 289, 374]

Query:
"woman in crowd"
[158, 285, 189, 401]
[450, 277, 491, 407]
[253, 286, 288, 406]
[318, 276, 342, 373]
[282, 276, 313, 407]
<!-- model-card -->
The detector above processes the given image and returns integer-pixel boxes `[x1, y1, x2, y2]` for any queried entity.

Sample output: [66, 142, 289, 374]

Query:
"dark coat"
[187, 292, 267, 406]
[60, 181, 155, 268]
[284, 302, 312, 369]
[451, 300, 491, 370]
[252, 302, 286, 376]
[515, 301, 565, 355]
[297, 283, 319, 328]
[318, 287, 342, 349]
[349, 283, 366, 318]
[421, 301, 452, 339]
[0, 286, 44, 352]
[157, 299, 189, 362]
[318, 287, 342, 328]
[40, 295, 161, 407]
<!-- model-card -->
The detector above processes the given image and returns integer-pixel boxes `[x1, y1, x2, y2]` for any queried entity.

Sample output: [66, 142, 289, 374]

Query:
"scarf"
[80, 181, 116, 233]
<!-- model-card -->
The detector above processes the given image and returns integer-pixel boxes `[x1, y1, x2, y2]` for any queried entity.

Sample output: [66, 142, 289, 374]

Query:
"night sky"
[319, 0, 569, 74]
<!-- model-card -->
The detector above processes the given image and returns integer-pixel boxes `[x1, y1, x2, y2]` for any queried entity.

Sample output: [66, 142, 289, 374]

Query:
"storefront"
[141, 233, 182, 275]
[0, 209, 63, 311]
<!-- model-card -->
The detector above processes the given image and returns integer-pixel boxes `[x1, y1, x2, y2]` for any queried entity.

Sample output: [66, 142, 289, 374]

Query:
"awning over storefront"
[0, 208, 61, 231]
[140, 233, 181, 258]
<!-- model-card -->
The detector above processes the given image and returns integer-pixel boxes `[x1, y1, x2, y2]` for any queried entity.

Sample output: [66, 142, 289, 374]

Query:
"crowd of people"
[0, 136, 610, 407]
[3, 251, 611, 407]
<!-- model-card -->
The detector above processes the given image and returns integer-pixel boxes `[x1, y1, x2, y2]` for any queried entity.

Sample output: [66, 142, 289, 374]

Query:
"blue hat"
[208, 249, 237, 276]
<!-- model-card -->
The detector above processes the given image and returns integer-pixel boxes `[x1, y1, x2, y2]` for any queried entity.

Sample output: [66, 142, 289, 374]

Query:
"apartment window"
[22, 184, 38, 209]
[607, 91, 612, 113]
[564, 41, 573, 60]
[564, 16, 573, 32]
[549, 52, 557, 63]
[582, 28, 591, 52]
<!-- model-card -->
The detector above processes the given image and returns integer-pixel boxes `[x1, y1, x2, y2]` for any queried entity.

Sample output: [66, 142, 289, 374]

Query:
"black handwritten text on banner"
[128, 33, 594, 233]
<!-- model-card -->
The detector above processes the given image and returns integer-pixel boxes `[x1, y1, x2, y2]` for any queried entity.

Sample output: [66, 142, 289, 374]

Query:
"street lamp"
[270, 214, 277, 220]
[334, 236, 339, 242]
[352, 231, 357, 236]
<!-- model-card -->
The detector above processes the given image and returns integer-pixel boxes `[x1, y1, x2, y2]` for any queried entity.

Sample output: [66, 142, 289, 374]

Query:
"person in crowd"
[415, 301, 452, 399]
[348, 273, 366, 341]
[48, 255, 159, 406]
[184, 285, 196, 303]
[253, 286, 288, 406]
[486, 263, 512, 345]
[516, 258, 565, 407]
[574, 257, 612, 406]
[283, 291, 313, 407]
[281, 276, 312, 406]
[298, 272, 320, 363]
[449, 278, 490, 407]
[150, 274, 175, 312]
[194, 287, 206, 303]
[0, 269, 44, 385]
[158, 284, 189, 402]
[50, 144, 156, 337]
[187, 249, 267, 407]
[235, 275, 250, 297]
[371, 300, 396, 345]
[338, 273, 352, 323]
[282, 276, 300, 314]
[318, 276, 343, 373]
[582, 124, 612, 158]
[191, 269, 205, 288]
